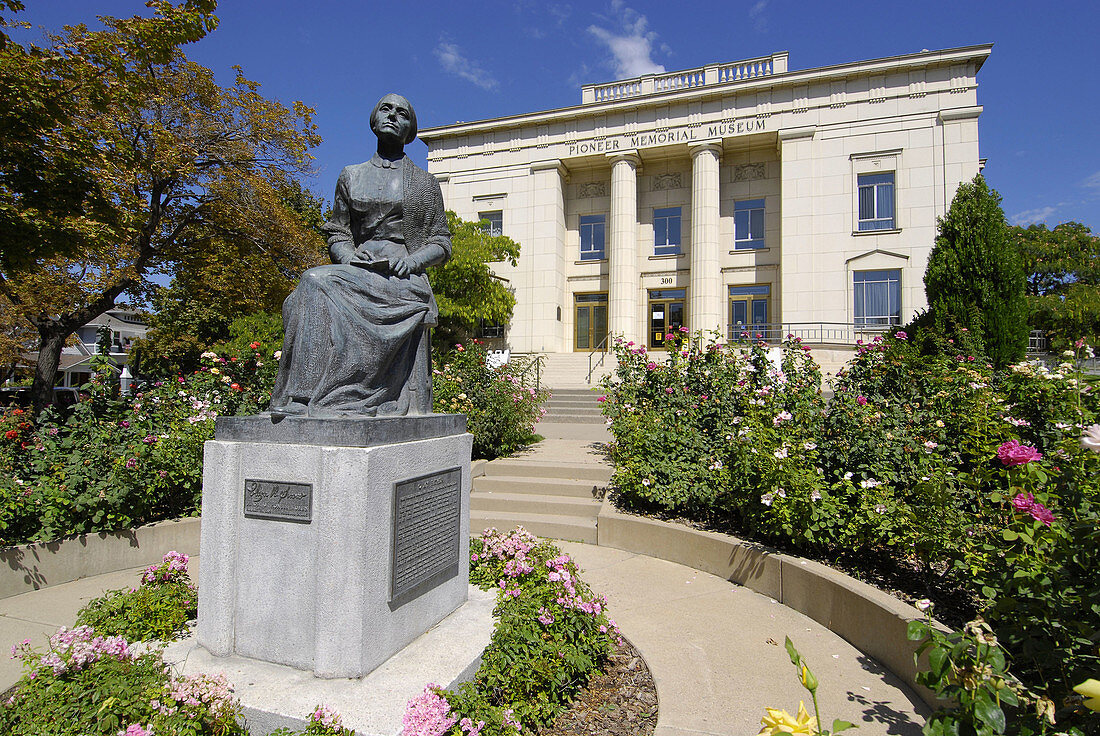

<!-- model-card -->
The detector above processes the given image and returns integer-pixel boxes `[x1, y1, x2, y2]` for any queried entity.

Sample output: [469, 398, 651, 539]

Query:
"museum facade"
[419, 44, 990, 353]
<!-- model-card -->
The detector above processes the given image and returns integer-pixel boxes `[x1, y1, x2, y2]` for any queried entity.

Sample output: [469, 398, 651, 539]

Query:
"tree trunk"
[30, 327, 69, 414]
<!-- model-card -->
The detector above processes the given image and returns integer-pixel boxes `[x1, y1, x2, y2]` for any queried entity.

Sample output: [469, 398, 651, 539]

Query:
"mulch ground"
[539, 639, 658, 736]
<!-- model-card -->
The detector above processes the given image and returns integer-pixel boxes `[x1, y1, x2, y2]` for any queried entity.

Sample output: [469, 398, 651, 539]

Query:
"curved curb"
[596, 498, 946, 708]
[0, 517, 201, 599]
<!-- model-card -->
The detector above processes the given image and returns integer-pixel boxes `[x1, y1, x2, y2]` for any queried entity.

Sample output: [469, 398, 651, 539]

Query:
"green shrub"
[75, 551, 197, 642]
[433, 340, 549, 459]
[922, 175, 1028, 370]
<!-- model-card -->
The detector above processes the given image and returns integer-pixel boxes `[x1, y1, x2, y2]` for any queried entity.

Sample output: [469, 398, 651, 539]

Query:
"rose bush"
[601, 331, 1100, 733]
[432, 340, 549, 460]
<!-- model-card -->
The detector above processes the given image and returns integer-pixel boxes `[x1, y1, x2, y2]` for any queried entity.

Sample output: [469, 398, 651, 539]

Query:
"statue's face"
[373, 94, 413, 145]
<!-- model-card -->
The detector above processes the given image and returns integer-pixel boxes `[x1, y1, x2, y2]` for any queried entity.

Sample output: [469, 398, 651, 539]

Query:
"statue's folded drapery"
[269, 154, 451, 416]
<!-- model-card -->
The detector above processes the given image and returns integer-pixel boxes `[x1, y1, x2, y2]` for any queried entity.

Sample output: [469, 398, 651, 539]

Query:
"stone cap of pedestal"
[214, 413, 467, 447]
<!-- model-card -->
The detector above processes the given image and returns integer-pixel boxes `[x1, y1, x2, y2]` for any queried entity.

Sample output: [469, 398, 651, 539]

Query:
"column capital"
[688, 140, 723, 158]
[606, 150, 641, 167]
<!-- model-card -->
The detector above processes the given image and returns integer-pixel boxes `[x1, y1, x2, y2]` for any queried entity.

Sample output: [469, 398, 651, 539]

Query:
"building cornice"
[419, 44, 993, 142]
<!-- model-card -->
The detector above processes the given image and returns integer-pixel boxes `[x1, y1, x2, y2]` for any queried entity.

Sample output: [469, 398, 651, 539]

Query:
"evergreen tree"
[921, 175, 1028, 369]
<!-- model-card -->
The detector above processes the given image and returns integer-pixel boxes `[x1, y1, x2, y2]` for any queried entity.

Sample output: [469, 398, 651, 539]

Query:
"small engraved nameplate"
[390, 467, 461, 608]
[243, 479, 312, 523]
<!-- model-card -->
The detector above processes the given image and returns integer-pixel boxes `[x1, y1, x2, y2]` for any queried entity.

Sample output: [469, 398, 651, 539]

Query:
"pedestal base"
[196, 414, 473, 679]
[167, 585, 493, 736]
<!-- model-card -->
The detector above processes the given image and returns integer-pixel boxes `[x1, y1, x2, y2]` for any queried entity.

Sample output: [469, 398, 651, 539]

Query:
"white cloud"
[587, 2, 666, 79]
[434, 42, 498, 91]
[748, 0, 770, 33]
[1010, 206, 1056, 226]
[1083, 170, 1100, 188]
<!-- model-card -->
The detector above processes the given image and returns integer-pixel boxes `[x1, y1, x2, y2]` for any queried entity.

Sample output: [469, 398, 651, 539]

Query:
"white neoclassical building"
[420, 45, 989, 356]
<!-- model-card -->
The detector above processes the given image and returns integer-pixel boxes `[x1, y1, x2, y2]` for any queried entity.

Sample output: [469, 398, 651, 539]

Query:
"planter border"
[0, 517, 201, 599]
[597, 499, 947, 708]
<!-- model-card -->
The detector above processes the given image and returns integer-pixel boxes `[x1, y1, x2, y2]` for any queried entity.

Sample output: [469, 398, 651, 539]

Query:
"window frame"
[853, 269, 902, 327]
[653, 207, 682, 256]
[478, 210, 503, 237]
[856, 172, 895, 232]
[579, 214, 606, 261]
[733, 198, 766, 250]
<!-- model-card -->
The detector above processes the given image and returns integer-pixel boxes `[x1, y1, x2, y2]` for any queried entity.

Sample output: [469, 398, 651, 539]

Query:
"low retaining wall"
[597, 500, 946, 708]
[0, 517, 201, 599]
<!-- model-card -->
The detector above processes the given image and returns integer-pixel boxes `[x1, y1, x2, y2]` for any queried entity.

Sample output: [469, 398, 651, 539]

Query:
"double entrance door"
[649, 288, 686, 349]
[574, 292, 608, 351]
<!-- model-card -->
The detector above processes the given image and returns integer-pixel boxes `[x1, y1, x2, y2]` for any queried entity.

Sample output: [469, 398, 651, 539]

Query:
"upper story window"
[478, 210, 503, 237]
[579, 215, 606, 261]
[857, 173, 895, 231]
[653, 207, 682, 256]
[853, 269, 901, 327]
[734, 199, 766, 249]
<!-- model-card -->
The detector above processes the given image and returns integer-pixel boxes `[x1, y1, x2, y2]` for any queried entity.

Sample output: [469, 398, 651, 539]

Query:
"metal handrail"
[586, 334, 610, 385]
[513, 353, 545, 393]
[727, 321, 897, 345]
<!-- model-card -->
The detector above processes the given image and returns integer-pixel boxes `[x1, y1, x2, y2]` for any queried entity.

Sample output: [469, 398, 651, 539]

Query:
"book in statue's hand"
[349, 254, 391, 271]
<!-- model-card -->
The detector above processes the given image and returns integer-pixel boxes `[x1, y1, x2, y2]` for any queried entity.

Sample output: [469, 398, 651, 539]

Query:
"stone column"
[608, 151, 641, 342]
[689, 141, 723, 336]
[529, 161, 569, 352]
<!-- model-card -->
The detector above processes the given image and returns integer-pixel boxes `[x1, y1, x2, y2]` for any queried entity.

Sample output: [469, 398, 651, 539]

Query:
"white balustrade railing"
[583, 52, 788, 104]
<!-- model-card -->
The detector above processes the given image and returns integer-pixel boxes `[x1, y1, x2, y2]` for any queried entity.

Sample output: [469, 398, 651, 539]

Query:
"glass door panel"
[576, 307, 591, 350]
[593, 305, 608, 350]
[650, 303, 666, 348]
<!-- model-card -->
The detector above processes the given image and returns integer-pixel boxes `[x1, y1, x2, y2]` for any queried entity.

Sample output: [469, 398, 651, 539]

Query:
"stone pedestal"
[196, 413, 473, 679]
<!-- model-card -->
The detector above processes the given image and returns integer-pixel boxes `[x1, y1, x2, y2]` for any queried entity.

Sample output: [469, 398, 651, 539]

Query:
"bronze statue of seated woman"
[268, 94, 450, 418]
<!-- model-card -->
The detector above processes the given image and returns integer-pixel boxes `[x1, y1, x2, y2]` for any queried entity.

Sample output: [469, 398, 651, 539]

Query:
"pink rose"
[1029, 503, 1055, 527]
[997, 440, 1042, 466]
[856, 395, 868, 406]
[1011, 492, 1035, 512]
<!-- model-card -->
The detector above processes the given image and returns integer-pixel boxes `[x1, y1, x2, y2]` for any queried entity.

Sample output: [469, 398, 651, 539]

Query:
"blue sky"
[13, 0, 1100, 230]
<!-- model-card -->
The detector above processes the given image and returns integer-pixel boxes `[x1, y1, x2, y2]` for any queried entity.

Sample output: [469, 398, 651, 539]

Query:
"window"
[478, 210, 503, 237]
[734, 199, 766, 249]
[579, 215, 606, 261]
[729, 284, 770, 339]
[853, 269, 901, 327]
[653, 207, 681, 256]
[857, 173, 895, 231]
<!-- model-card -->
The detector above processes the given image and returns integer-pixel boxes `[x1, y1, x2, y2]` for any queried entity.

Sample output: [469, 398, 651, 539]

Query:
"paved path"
[562, 542, 926, 736]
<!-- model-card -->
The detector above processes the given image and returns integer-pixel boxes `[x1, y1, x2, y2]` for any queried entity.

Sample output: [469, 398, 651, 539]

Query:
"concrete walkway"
[0, 425, 928, 734]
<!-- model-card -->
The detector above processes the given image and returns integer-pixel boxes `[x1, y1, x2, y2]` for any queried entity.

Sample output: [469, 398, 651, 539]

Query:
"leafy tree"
[131, 182, 326, 376]
[1011, 221, 1100, 348]
[0, 2, 322, 411]
[920, 175, 1028, 369]
[429, 211, 520, 349]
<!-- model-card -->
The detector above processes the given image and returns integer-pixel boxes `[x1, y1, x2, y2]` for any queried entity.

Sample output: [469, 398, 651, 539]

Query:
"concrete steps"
[470, 458, 611, 545]
[536, 352, 618, 390]
[542, 388, 605, 424]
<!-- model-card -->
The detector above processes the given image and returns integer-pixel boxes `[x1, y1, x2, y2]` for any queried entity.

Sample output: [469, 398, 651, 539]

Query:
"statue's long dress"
[269, 154, 449, 416]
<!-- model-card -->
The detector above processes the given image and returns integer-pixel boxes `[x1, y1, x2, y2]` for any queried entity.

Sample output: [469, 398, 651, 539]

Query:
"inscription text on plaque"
[390, 467, 461, 608]
[243, 479, 312, 523]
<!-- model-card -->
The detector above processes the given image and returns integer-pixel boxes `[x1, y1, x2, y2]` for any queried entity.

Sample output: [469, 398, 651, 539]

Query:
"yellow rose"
[1075, 679, 1100, 712]
[799, 664, 818, 692]
[210, 367, 221, 375]
[759, 701, 817, 735]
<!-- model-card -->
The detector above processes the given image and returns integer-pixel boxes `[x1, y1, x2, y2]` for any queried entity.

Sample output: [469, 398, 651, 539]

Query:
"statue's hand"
[390, 256, 417, 278]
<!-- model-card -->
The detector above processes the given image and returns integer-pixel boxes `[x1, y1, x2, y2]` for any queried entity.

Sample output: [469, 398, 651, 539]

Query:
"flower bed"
[401, 527, 623, 736]
[599, 331, 1099, 733]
